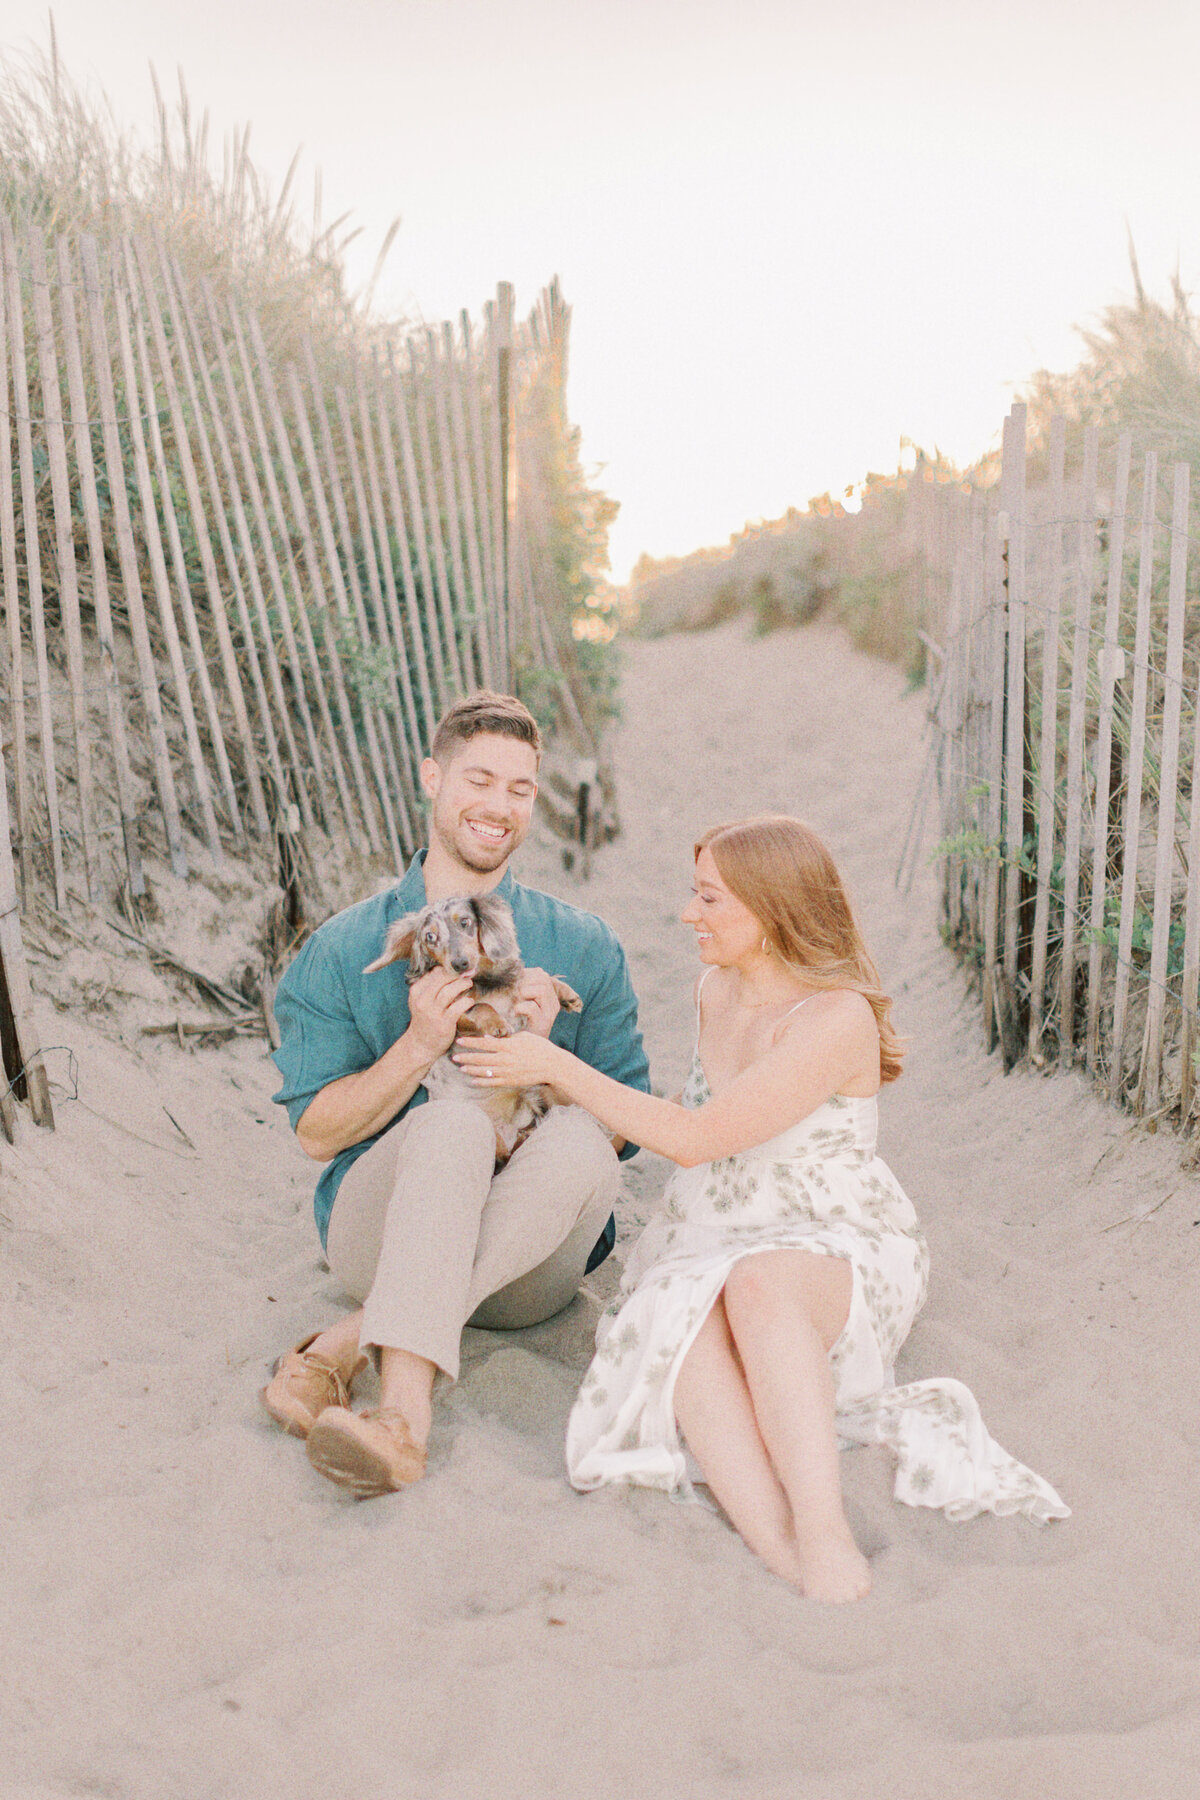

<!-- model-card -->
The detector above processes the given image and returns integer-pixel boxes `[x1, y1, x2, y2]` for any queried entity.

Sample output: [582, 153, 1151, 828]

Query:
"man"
[266, 691, 649, 1497]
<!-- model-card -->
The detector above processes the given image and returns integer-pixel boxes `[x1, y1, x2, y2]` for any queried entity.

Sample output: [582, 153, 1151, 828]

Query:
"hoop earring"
[761, 936, 772, 956]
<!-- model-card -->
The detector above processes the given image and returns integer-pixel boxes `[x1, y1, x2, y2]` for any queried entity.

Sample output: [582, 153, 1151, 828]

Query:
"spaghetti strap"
[781, 993, 818, 1021]
[694, 966, 714, 1035]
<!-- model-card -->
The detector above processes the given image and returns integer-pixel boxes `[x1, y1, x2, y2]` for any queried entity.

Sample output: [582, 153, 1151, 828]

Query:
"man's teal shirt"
[272, 851, 650, 1250]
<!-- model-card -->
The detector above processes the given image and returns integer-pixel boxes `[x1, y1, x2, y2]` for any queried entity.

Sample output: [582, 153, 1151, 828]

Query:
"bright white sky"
[9, 0, 1200, 579]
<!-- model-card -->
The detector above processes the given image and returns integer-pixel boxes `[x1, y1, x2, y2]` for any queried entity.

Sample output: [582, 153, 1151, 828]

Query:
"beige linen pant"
[325, 1099, 621, 1379]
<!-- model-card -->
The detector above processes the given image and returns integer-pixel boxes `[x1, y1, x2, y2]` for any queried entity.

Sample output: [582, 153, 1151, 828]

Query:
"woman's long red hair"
[696, 815, 905, 1083]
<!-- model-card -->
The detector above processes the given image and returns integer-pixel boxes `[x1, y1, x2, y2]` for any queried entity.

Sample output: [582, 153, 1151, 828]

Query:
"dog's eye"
[423, 928, 438, 944]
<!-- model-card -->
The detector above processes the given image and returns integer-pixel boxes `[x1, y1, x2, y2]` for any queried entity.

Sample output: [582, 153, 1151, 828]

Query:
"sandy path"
[4, 619, 1198, 1800]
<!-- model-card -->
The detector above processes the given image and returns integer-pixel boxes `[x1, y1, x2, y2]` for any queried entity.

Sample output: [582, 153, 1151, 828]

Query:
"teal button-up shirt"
[272, 851, 650, 1250]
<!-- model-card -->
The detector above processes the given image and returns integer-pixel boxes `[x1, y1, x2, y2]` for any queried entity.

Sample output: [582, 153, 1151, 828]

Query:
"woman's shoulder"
[774, 988, 881, 1094]
[778, 987, 876, 1033]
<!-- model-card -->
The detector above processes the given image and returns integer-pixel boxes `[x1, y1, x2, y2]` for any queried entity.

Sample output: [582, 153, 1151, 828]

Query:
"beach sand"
[3, 618, 1198, 1799]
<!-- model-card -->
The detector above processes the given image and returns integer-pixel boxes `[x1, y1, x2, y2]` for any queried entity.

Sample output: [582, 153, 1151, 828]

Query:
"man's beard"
[434, 811, 516, 874]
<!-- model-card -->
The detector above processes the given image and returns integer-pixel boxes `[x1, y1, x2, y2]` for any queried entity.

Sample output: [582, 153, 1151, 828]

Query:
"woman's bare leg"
[722, 1250, 870, 1604]
[672, 1297, 802, 1584]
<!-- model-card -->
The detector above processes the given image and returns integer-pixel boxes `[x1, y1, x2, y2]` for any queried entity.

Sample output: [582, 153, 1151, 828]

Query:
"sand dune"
[3, 619, 1198, 1799]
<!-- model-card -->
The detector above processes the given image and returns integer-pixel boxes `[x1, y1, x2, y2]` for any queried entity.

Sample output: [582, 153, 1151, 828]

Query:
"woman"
[456, 816, 1067, 1603]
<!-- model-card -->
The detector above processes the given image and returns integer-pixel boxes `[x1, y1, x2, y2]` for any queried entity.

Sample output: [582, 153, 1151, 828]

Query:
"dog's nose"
[451, 957, 472, 973]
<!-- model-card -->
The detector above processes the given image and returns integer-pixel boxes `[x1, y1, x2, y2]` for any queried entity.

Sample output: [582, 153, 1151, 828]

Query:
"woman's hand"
[453, 1030, 570, 1091]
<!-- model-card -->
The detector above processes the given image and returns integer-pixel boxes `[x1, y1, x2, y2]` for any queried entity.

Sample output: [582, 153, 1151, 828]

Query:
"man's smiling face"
[421, 732, 539, 878]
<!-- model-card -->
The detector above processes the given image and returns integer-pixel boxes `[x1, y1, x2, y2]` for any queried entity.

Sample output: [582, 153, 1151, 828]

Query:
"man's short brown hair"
[429, 690, 542, 765]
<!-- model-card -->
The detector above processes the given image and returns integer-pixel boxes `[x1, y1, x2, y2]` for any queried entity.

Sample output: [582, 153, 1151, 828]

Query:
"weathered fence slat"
[409, 340, 468, 695]
[429, 323, 484, 689]
[246, 312, 379, 850]
[296, 348, 405, 861]
[204, 282, 337, 832]
[0, 232, 34, 901]
[980, 506, 1006, 1052]
[3, 218, 66, 907]
[227, 301, 359, 840]
[131, 236, 265, 836]
[367, 352, 438, 732]
[29, 226, 102, 899]
[57, 234, 145, 897]
[113, 252, 225, 864]
[1138, 461, 1189, 1112]
[1109, 450, 1157, 1101]
[1058, 425, 1100, 1066]
[167, 254, 309, 828]
[384, 344, 452, 712]
[999, 406, 1028, 1057]
[1180, 653, 1200, 1124]
[455, 312, 498, 687]
[79, 234, 188, 877]
[494, 283, 517, 687]
[0, 737, 52, 1128]
[1086, 431, 1133, 1070]
[334, 378, 421, 837]
[124, 240, 240, 841]
[350, 366, 428, 772]
[446, 315, 498, 688]
[1028, 414, 1065, 1058]
[153, 239, 285, 825]
[283, 355, 394, 861]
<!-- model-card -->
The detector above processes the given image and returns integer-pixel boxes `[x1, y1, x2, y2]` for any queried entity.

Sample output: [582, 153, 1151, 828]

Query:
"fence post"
[408, 338, 467, 695]
[56, 235, 145, 898]
[79, 235, 189, 877]
[213, 288, 348, 835]
[124, 239, 244, 842]
[1058, 425, 1100, 1066]
[1109, 451, 1157, 1103]
[3, 219, 66, 907]
[29, 227, 102, 899]
[998, 406, 1028, 1063]
[495, 283, 516, 688]
[1180, 656, 1200, 1127]
[0, 736, 52, 1128]
[0, 229, 33, 903]
[1138, 461, 1188, 1113]
[981, 506, 1006, 1051]
[112, 251, 226, 865]
[1086, 432, 1133, 1071]
[168, 256, 314, 831]
[1028, 415, 1065, 1059]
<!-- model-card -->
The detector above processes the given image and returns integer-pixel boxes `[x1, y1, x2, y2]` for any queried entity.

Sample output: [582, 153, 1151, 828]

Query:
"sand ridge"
[3, 619, 1198, 1799]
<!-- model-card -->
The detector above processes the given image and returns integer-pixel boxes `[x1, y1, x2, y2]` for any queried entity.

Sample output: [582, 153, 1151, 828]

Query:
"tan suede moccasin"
[260, 1335, 368, 1439]
[305, 1406, 428, 1497]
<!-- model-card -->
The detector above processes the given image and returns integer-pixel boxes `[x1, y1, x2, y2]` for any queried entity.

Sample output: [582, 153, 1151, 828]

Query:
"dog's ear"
[473, 893, 519, 969]
[363, 911, 424, 973]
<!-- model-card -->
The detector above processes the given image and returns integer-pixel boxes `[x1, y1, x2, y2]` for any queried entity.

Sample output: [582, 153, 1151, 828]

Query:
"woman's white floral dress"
[566, 1048, 1069, 1525]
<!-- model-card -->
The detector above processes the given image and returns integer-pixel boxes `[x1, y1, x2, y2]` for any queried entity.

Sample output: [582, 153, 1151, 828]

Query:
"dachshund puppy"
[364, 892, 582, 1164]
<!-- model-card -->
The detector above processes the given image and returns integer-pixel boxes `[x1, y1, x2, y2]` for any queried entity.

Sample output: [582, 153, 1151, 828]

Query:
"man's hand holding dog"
[406, 966, 477, 1062]
[513, 968, 562, 1039]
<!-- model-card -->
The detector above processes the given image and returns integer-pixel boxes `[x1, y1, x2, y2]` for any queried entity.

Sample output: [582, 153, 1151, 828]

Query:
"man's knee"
[403, 1098, 496, 1153]
[526, 1105, 620, 1195]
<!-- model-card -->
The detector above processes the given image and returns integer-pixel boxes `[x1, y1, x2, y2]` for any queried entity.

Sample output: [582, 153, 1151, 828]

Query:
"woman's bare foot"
[792, 1530, 872, 1604]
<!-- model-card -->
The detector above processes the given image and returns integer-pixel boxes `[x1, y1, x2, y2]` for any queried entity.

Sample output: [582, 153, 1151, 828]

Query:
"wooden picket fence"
[0, 216, 600, 1136]
[901, 403, 1200, 1136]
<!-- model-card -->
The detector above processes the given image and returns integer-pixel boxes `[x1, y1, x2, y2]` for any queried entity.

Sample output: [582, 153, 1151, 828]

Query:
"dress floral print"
[566, 1051, 1068, 1525]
